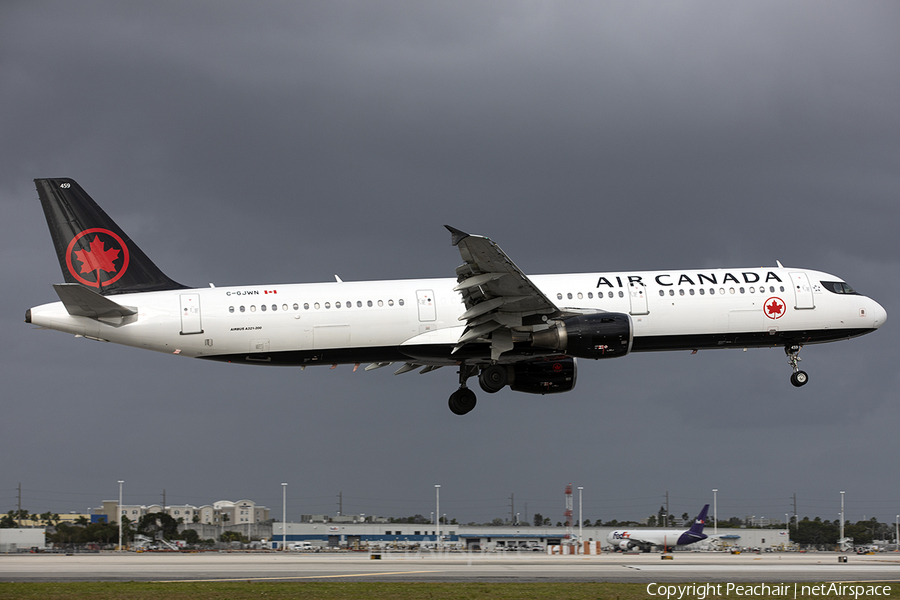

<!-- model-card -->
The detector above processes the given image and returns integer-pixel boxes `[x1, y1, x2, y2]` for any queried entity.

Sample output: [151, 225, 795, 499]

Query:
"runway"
[3, 551, 900, 583]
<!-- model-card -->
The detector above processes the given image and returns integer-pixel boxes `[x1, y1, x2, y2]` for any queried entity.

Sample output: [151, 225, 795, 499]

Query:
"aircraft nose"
[871, 299, 887, 329]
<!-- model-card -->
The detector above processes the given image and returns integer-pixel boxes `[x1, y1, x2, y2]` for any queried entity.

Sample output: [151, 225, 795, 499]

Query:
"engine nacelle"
[618, 540, 633, 551]
[531, 313, 632, 359]
[509, 356, 577, 395]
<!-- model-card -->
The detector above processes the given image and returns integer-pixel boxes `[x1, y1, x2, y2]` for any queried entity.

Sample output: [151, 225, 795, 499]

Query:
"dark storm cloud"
[1, 2, 898, 525]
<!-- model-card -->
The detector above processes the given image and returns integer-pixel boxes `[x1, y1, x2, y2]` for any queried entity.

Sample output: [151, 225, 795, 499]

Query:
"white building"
[94, 499, 269, 525]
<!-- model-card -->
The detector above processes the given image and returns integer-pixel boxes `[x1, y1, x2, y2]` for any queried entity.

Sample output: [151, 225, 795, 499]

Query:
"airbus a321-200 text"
[26, 179, 887, 415]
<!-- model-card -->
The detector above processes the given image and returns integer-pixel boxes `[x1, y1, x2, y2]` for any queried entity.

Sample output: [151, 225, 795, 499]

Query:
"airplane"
[26, 178, 887, 415]
[607, 504, 709, 552]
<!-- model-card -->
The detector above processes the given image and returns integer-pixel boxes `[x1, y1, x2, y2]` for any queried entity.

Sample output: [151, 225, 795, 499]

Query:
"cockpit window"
[821, 281, 859, 295]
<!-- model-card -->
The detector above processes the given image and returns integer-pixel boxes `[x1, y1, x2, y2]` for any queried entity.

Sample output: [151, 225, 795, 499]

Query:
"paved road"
[2, 551, 900, 583]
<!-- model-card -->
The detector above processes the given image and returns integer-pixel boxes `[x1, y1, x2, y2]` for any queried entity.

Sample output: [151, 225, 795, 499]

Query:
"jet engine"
[508, 356, 577, 395]
[531, 313, 632, 359]
[618, 540, 634, 551]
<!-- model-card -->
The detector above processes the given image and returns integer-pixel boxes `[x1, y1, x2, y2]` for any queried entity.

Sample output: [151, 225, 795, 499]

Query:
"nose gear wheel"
[785, 345, 808, 387]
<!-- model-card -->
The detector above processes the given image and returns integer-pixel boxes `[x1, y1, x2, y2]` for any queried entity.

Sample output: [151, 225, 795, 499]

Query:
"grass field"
[0, 582, 896, 600]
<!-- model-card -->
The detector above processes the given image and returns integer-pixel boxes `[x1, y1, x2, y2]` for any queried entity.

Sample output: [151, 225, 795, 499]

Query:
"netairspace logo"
[646, 583, 892, 600]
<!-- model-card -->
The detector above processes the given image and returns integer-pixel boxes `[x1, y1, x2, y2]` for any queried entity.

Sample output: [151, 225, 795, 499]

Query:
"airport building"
[270, 521, 790, 551]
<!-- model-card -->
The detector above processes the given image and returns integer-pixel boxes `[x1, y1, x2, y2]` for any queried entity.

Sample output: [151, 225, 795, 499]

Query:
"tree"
[583, 519, 592, 527]
[137, 512, 179, 541]
[792, 517, 838, 547]
[220, 530, 248, 543]
[533, 513, 544, 527]
[179, 529, 201, 545]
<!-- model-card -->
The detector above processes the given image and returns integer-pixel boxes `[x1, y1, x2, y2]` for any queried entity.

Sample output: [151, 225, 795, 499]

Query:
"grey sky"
[1, 2, 898, 526]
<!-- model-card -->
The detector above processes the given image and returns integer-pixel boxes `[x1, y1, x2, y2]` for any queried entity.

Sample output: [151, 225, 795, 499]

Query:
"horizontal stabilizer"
[53, 283, 137, 319]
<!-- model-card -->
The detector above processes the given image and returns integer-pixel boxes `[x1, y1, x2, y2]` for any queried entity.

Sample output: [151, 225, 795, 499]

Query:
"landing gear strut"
[448, 363, 478, 415]
[785, 344, 809, 387]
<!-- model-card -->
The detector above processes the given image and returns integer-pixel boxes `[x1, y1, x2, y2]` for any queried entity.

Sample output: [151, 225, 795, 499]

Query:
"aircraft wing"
[445, 226, 561, 359]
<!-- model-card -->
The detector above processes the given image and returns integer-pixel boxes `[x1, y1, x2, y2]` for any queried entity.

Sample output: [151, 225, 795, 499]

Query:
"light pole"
[785, 513, 789, 530]
[840, 491, 845, 549]
[895, 515, 898, 552]
[577, 487, 583, 548]
[118, 480, 124, 551]
[435, 485, 441, 551]
[712, 489, 718, 535]
[282, 483, 288, 551]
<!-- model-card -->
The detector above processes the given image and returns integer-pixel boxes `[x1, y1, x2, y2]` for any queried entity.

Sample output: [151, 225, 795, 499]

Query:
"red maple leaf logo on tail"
[73, 235, 120, 277]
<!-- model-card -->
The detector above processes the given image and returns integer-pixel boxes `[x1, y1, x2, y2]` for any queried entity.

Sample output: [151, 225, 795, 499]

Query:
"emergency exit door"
[416, 289, 436, 321]
[180, 293, 203, 334]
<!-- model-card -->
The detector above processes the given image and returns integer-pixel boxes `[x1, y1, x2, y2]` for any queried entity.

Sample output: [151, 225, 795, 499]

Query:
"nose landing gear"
[785, 345, 808, 387]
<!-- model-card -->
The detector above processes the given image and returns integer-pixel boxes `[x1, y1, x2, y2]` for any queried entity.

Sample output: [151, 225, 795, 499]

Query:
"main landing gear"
[785, 344, 809, 387]
[448, 363, 479, 415]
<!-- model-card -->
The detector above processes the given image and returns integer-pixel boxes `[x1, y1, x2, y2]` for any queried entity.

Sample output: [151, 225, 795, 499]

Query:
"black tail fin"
[35, 178, 187, 295]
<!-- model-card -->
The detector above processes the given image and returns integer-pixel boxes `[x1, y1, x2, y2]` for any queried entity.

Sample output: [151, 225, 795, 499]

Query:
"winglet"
[444, 225, 469, 247]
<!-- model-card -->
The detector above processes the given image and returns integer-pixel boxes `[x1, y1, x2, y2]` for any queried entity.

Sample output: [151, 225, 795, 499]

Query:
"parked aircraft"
[26, 179, 887, 414]
[607, 505, 710, 552]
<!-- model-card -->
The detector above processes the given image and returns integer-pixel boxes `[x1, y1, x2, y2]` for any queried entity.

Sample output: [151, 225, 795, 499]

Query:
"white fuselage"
[27, 267, 886, 365]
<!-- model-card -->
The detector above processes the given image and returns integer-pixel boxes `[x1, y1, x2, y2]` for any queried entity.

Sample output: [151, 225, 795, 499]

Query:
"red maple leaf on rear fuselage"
[73, 235, 120, 276]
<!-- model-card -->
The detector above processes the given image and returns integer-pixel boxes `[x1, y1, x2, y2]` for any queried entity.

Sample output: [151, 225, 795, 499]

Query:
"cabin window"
[588, 292, 593, 299]
[261, 304, 267, 311]
[557, 293, 563, 300]
[273, 304, 278, 311]
[346, 301, 351, 308]
[325, 302, 331, 309]
[229, 306, 234, 313]
[689, 289, 695, 296]
[399, 299, 405, 306]
[304, 303, 310, 310]
[293, 303, 299, 311]
[240, 305, 246, 312]
[368, 300, 373, 307]
[388, 299, 394, 306]
[577, 292, 583, 300]
[779, 285, 785, 292]
[608, 291, 614, 298]
[659, 290, 665, 297]
[699, 289, 705, 295]
[357, 301, 362, 307]
[679, 289, 685, 296]
[335, 302, 341, 308]
[314, 302, 320, 310]
[378, 300, 384, 307]
[669, 289, 675, 296]
[739, 287, 745, 294]
[250, 305, 257, 312]
[618, 291, 624, 298]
